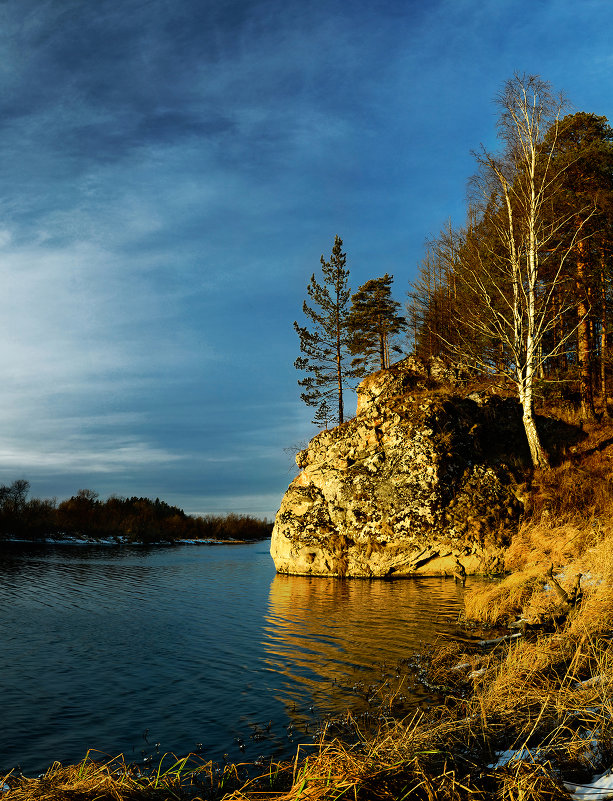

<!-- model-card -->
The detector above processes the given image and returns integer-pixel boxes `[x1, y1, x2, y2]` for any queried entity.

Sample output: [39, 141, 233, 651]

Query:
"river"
[0, 540, 472, 776]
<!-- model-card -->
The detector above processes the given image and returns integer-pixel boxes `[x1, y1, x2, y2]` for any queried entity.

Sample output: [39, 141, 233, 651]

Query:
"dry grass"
[429, 425, 613, 799]
[578, 531, 613, 583]
[502, 520, 595, 572]
[568, 584, 613, 637]
[0, 751, 253, 801]
[465, 525, 613, 635]
[227, 644, 613, 801]
[463, 565, 546, 626]
[528, 416, 613, 524]
[466, 413, 613, 632]
[526, 468, 613, 532]
[226, 712, 496, 801]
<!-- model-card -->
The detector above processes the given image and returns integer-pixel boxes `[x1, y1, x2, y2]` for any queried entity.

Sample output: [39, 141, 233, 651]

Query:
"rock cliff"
[271, 358, 529, 578]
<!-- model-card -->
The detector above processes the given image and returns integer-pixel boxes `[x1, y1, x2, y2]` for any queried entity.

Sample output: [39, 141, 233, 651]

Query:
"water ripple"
[0, 542, 475, 776]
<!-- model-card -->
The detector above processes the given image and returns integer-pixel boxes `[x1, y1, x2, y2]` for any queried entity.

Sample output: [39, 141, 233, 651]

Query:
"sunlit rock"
[271, 358, 527, 578]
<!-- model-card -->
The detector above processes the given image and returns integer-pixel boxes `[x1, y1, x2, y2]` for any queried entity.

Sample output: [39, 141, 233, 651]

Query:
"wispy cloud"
[0, 439, 182, 473]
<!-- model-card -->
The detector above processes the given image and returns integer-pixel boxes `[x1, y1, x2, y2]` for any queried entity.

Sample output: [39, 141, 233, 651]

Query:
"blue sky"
[0, 0, 611, 519]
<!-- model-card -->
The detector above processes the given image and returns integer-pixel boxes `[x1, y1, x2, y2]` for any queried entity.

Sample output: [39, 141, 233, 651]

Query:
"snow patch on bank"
[3, 535, 242, 546]
[565, 770, 613, 800]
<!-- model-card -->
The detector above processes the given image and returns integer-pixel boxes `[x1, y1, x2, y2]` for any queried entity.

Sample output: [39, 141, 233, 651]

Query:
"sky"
[0, 0, 611, 519]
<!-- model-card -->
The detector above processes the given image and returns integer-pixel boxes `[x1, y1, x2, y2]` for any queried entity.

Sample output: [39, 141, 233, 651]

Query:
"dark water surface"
[0, 541, 471, 775]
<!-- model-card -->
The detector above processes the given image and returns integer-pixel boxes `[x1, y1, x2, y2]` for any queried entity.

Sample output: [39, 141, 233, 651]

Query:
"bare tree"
[450, 74, 592, 468]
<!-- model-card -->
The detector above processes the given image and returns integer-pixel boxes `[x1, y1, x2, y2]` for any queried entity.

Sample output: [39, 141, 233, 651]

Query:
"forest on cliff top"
[408, 76, 613, 469]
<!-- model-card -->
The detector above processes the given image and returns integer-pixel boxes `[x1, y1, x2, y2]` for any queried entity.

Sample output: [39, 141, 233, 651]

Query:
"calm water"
[0, 541, 471, 775]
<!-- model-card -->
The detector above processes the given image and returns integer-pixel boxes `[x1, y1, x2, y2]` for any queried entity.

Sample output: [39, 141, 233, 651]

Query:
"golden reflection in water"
[263, 574, 468, 724]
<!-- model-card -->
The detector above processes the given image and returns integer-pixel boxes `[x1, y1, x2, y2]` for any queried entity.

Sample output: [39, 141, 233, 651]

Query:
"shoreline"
[1, 535, 269, 547]
[3, 624, 610, 801]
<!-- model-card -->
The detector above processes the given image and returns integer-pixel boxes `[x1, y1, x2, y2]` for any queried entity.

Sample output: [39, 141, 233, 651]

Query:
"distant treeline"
[0, 481, 273, 544]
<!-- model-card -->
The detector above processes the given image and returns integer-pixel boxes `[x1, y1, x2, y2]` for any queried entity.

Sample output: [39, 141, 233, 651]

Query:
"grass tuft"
[0, 750, 256, 801]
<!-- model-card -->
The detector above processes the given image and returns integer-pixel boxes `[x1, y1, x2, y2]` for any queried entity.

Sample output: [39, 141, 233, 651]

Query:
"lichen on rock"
[271, 358, 529, 578]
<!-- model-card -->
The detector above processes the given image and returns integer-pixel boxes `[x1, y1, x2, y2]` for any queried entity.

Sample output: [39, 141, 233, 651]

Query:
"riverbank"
[4, 582, 613, 801]
[4, 419, 613, 800]
[263, 423, 613, 801]
[254, 419, 613, 800]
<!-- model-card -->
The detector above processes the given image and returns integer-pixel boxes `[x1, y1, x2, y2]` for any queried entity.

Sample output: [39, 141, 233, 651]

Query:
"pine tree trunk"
[336, 322, 344, 425]
[589, 286, 596, 403]
[379, 329, 386, 370]
[601, 264, 609, 417]
[552, 289, 567, 373]
[576, 235, 596, 421]
[577, 297, 596, 420]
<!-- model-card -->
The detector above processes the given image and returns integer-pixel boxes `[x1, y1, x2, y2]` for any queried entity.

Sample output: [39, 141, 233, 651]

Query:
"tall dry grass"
[463, 565, 546, 626]
[0, 750, 254, 801]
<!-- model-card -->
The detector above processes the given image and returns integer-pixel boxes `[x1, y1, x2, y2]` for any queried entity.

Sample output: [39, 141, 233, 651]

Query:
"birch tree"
[451, 74, 590, 468]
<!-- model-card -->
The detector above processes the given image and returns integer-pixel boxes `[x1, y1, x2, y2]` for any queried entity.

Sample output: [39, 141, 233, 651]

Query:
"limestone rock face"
[271, 359, 528, 578]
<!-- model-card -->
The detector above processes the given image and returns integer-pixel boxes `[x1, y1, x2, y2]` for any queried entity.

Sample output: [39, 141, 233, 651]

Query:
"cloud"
[0, 438, 182, 474]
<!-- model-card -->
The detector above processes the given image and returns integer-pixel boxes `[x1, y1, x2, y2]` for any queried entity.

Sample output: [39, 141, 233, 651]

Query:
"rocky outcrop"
[271, 358, 529, 578]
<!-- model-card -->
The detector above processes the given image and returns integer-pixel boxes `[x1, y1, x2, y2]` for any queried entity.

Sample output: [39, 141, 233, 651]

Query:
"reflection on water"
[0, 542, 475, 776]
[263, 574, 468, 726]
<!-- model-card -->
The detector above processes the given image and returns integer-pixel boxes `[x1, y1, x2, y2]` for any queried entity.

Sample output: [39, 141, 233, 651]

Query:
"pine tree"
[311, 399, 333, 430]
[294, 236, 359, 425]
[543, 112, 613, 419]
[347, 274, 406, 372]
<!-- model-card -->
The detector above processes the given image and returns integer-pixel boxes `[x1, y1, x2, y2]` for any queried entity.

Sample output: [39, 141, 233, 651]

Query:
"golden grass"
[0, 751, 251, 801]
[226, 711, 497, 801]
[502, 520, 595, 572]
[463, 565, 546, 626]
[568, 584, 613, 636]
